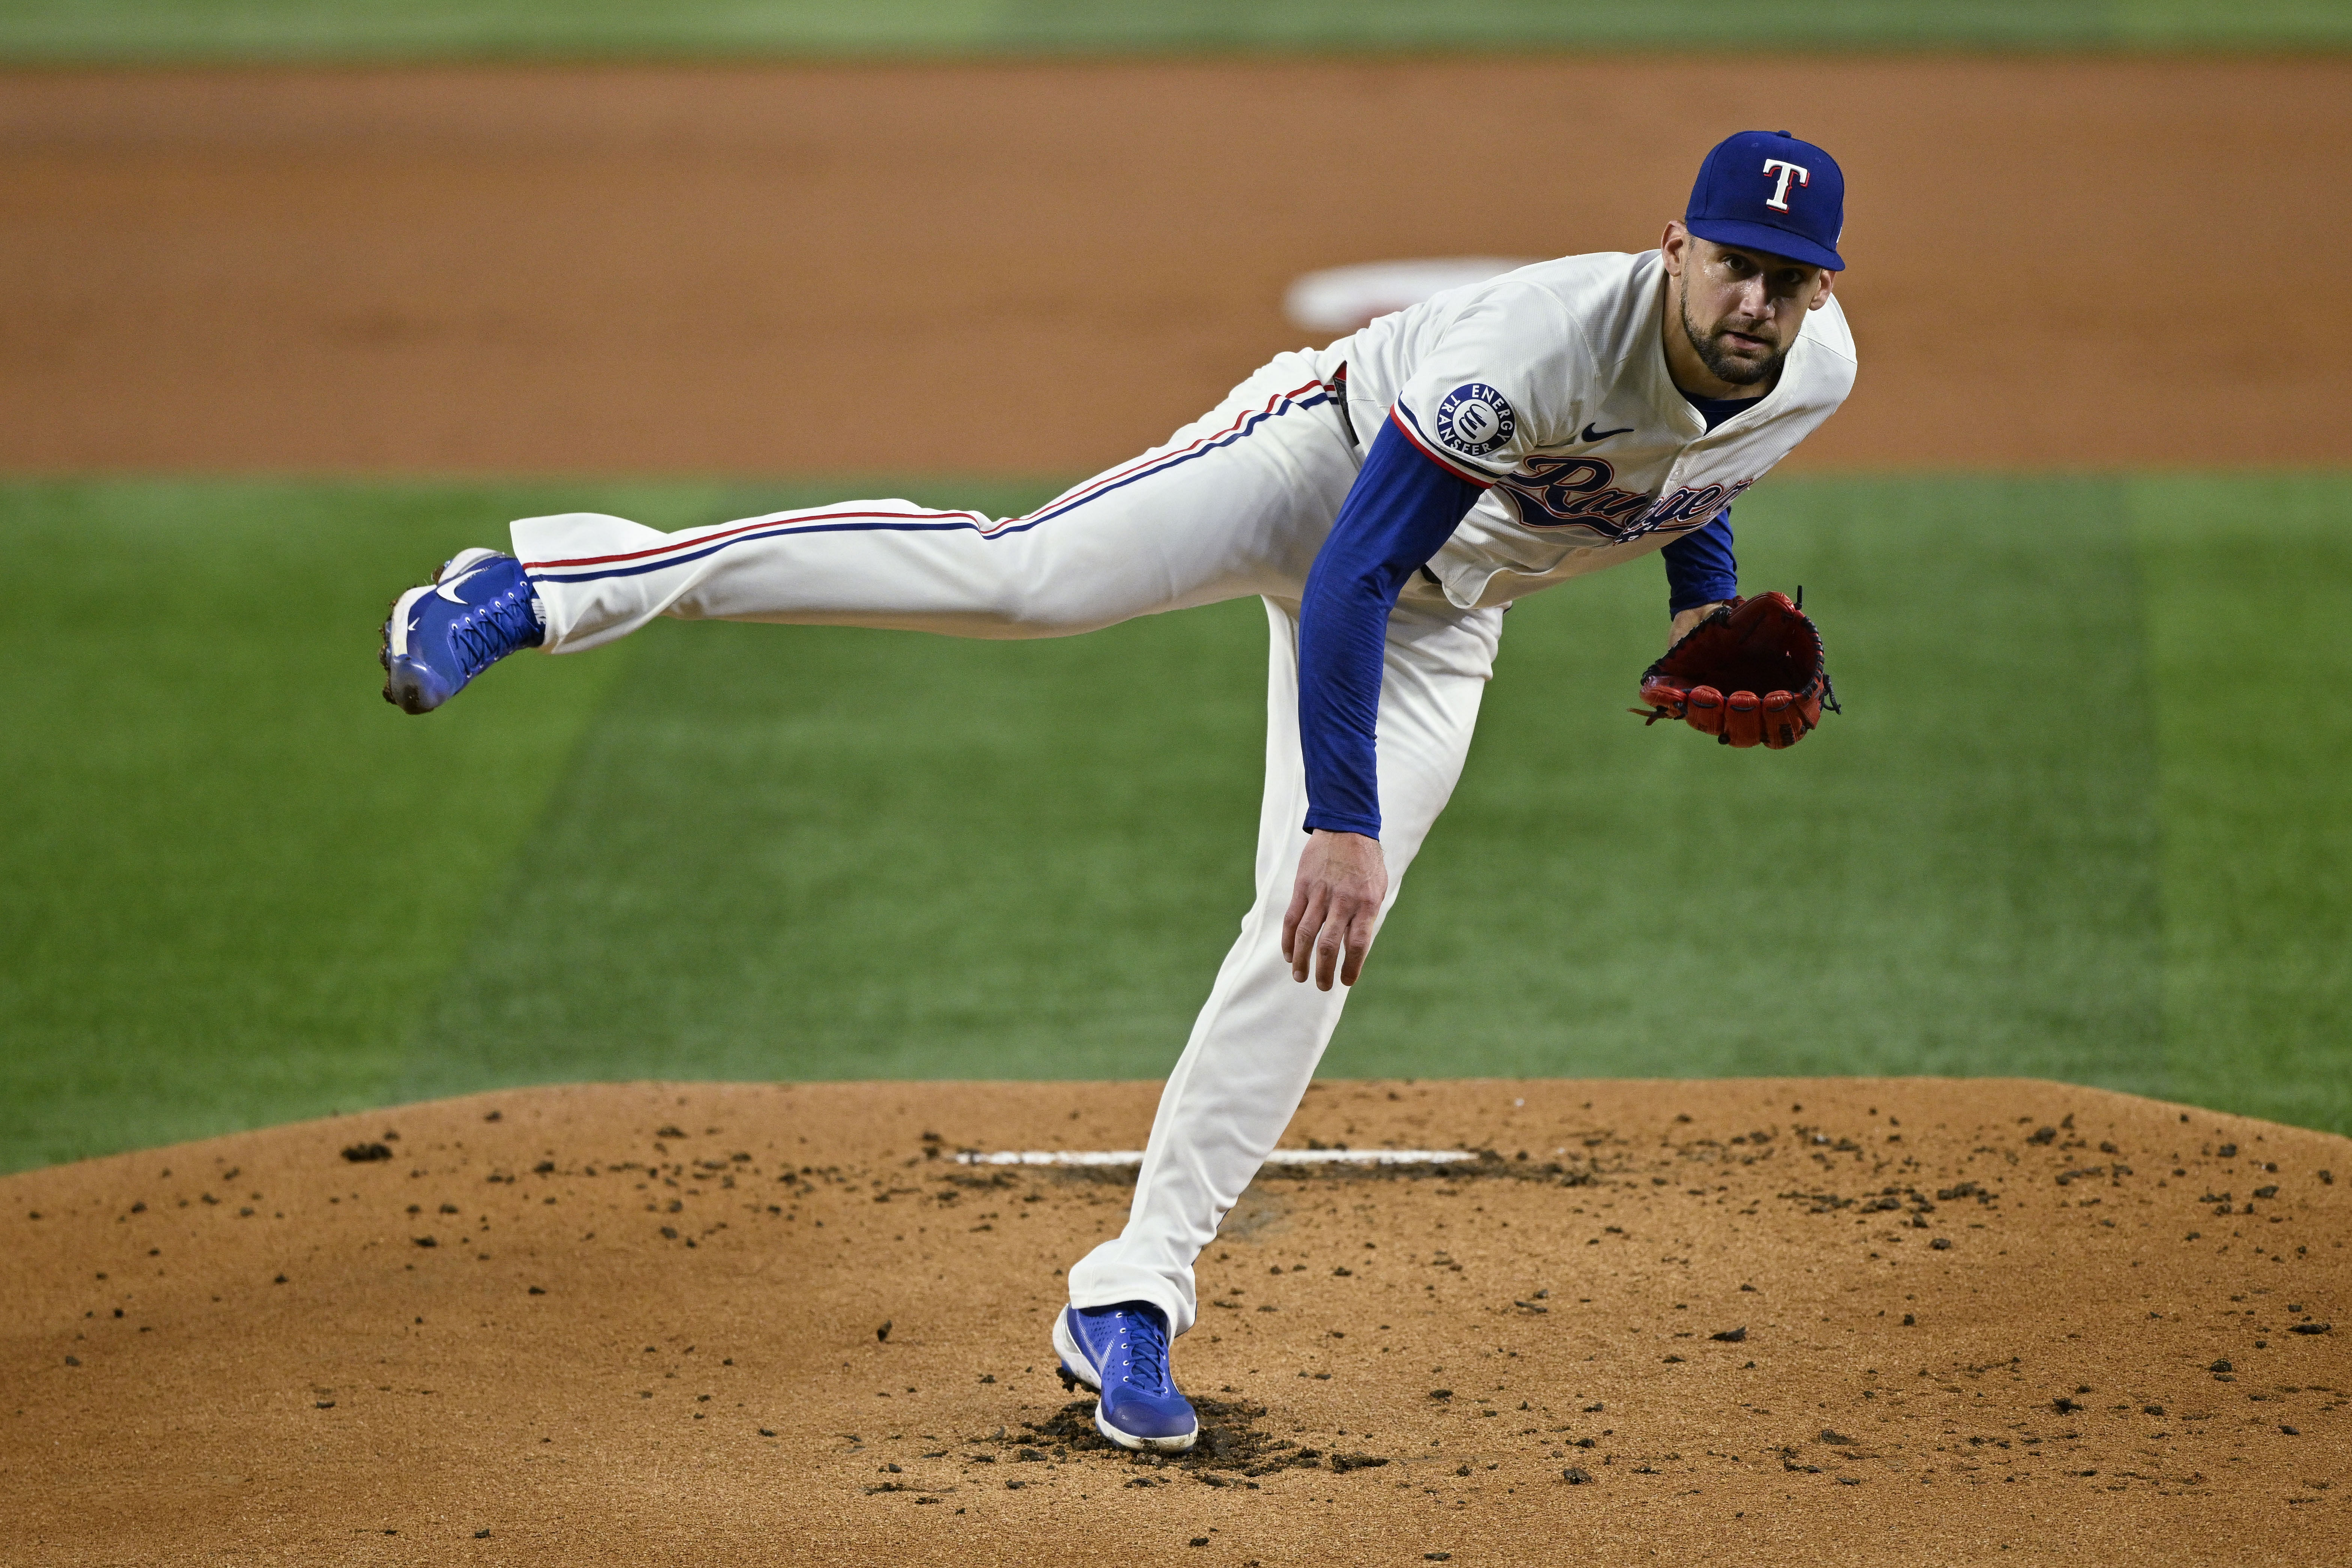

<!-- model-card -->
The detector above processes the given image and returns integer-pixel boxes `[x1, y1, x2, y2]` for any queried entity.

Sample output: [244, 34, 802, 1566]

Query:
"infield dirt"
[2, 56, 2348, 477]
[5, 1077, 2347, 1565]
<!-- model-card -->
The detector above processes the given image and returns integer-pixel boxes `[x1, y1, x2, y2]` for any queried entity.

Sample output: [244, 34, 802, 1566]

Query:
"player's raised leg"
[1057, 593, 1502, 1449]
[378, 352, 1353, 712]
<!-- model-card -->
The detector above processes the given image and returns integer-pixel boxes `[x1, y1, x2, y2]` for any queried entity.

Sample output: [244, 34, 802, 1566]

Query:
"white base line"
[954, 1148, 1477, 1168]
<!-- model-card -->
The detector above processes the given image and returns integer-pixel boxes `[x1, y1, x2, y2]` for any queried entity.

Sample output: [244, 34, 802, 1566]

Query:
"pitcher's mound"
[4, 1078, 2346, 1564]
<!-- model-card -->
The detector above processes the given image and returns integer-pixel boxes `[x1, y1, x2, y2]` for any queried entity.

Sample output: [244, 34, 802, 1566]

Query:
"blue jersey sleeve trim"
[1660, 507, 1738, 614]
[1297, 413, 1487, 838]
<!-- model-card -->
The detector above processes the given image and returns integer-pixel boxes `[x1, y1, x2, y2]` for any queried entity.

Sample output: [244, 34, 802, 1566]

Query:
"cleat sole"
[1093, 1404, 1196, 1454]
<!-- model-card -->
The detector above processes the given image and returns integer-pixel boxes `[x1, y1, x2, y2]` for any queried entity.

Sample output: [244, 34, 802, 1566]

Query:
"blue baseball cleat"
[1053, 1302, 1198, 1452]
[380, 548, 544, 714]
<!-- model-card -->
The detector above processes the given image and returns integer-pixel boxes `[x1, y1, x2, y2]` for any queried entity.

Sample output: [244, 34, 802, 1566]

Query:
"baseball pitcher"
[380, 131, 1855, 1453]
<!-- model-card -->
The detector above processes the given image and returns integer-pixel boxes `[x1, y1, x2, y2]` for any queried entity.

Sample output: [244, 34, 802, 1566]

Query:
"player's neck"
[1670, 365, 1774, 402]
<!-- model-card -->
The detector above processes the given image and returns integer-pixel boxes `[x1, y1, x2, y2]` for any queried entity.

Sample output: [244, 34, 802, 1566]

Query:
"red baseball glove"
[1633, 590, 1838, 749]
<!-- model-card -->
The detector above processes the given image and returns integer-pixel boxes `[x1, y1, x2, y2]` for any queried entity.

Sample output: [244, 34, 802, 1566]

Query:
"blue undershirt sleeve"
[1296, 413, 1488, 839]
[1660, 507, 1738, 614]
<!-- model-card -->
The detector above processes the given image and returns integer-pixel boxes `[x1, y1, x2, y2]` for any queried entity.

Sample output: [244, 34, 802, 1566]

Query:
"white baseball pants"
[513, 350, 1503, 1339]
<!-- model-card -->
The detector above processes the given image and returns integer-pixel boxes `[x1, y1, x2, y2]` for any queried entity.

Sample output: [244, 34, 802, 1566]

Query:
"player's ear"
[1807, 266, 1836, 309]
[1661, 220, 1689, 274]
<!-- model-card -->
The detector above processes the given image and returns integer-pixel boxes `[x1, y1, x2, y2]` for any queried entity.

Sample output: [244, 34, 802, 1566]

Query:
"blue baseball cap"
[1685, 129, 1845, 272]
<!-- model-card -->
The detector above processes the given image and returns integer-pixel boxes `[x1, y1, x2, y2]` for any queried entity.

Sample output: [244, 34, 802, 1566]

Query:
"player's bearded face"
[1678, 278, 1789, 387]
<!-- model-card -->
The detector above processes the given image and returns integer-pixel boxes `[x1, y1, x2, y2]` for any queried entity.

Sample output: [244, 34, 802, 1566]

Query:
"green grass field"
[0, 0, 2342, 60]
[2, 473, 2345, 1173]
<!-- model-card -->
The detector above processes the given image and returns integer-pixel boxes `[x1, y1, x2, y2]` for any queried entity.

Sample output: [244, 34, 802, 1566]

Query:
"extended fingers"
[1337, 903, 1380, 988]
[1281, 880, 1312, 966]
[1288, 887, 1328, 982]
[1313, 892, 1359, 990]
[1310, 891, 1382, 990]
[1294, 890, 1363, 990]
[1314, 912, 1346, 989]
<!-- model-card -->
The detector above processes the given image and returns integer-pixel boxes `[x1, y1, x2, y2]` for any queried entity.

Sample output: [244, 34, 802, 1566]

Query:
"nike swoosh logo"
[1581, 423, 1634, 442]
[434, 566, 490, 605]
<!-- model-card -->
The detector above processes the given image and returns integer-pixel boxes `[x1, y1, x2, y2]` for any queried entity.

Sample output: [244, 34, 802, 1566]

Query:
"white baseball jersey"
[1316, 247, 1857, 611]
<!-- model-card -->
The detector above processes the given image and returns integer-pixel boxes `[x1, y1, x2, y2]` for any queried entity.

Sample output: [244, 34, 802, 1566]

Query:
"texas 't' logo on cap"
[1686, 130, 1846, 272]
[1761, 158, 1809, 212]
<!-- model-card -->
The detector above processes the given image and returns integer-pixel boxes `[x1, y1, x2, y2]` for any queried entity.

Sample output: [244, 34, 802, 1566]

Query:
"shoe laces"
[1116, 1309, 1168, 1390]
[450, 582, 542, 677]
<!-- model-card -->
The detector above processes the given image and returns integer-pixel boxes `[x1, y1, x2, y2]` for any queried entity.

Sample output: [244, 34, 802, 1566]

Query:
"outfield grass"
[2135, 478, 2352, 1134]
[0, 0, 2341, 61]
[2, 474, 2346, 1172]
